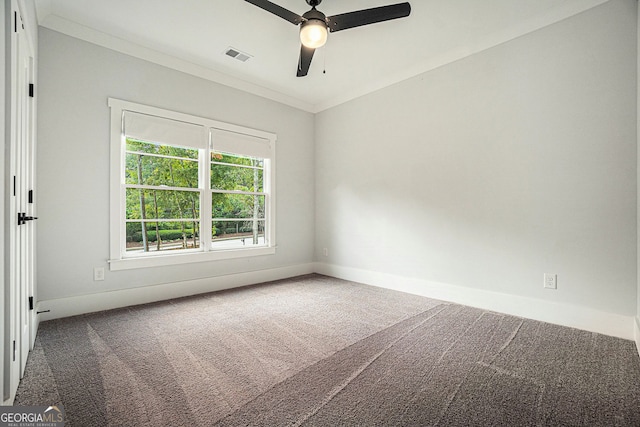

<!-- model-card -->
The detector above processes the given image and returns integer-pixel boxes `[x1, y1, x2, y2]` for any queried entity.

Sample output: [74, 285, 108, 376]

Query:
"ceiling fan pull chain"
[323, 46, 327, 74]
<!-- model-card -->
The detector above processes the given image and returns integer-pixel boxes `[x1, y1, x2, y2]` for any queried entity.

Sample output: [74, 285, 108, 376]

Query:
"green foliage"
[212, 193, 264, 220]
[125, 189, 199, 221]
[128, 228, 196, 243]
[210, 155, 263, 192]
[212, 220, 264, 236]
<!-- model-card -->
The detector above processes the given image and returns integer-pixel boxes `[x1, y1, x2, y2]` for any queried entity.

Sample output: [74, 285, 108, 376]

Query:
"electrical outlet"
[323, 248, 328, 257]
[94, 267, 105, 281]
[543, 273, 557, 289]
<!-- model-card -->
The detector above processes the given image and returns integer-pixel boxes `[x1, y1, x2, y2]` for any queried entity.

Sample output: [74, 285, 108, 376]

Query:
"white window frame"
[108, 98, 276, 271]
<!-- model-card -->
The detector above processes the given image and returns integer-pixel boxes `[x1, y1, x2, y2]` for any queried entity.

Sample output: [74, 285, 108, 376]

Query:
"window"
[210, 152, 266, 250]
[125, 138, 200, 254]
[108, 99, 276, 270]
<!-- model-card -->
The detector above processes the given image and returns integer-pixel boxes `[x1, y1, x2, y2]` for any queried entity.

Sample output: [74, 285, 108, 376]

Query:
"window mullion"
[119, 133, 128, 259]
[125, 184, 201, 192]
[210, 160, 263, 170]
[200, 142, 212, 252]
[264, 158, 274, 247]
[210, 189, 266, 196]
[126, 150, 198, 163]
[125, 218, 198, 223]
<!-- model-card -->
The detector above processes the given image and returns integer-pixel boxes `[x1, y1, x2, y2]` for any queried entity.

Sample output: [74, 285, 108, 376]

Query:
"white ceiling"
[35, 0, 609, 113]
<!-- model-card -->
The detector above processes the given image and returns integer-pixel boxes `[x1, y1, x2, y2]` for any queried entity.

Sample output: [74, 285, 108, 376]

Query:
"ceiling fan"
[245, 0, 411, 77]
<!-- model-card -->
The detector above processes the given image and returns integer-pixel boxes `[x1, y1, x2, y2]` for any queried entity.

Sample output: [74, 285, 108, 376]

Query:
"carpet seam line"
[291, 305, 448, 426]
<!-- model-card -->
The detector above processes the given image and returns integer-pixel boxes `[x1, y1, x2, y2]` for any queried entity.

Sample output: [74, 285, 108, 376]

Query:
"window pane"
[212, 193, 264, 220]
[211, 163, 263, 192]
[126, 189, 200, 220]
[126, 153, 198, 187]
[211, 220, 265, 249]
[127, 138, 198, 159]
[126, 221, 200, 253]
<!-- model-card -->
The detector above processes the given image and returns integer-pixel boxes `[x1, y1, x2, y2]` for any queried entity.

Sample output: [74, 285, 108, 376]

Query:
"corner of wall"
[315, 262, 636, 341]
[37, 263, 315, 321]
[637, 0, 640, 360]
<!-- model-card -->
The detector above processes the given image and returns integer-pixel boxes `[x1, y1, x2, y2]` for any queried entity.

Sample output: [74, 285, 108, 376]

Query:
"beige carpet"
[14, 274, 640, 426]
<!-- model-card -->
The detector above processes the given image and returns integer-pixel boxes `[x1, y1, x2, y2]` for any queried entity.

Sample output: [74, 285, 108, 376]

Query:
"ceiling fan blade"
[297, 45, 316, 77]
[327, 2, 411, 33]
[245, 0, 304, 25]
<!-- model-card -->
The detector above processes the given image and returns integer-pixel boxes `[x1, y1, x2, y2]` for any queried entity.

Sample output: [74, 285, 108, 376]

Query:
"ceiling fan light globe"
[300, 20, 328, 48]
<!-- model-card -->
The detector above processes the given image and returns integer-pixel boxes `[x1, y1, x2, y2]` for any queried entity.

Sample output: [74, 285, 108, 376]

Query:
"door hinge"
[18, 212, 38, 225]
[29, 83, 34, 98]
[13, 176, 16, 196]
[29, 296, 34, 310]
[18, 212, 24, 225]
[28, 189, 33, 203]
[13, 340, 16, 361]
[14, 11, 17, 33]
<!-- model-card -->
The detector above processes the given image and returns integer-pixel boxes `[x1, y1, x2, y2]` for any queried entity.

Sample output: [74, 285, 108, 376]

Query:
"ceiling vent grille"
[224, 47, 252, 63]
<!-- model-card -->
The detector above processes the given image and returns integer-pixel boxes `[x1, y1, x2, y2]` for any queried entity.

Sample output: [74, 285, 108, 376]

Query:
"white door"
[8, 1, 36, 399]
[17, 38, 35, 375]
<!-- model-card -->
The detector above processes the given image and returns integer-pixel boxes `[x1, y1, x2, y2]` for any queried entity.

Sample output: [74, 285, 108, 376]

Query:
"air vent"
[224, 47, 252, 63]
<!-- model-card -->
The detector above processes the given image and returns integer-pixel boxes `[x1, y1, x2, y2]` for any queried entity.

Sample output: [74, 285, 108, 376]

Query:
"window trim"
[108, 98, 276, 271]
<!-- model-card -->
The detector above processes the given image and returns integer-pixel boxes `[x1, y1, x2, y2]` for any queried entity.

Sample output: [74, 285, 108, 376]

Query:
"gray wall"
[315, 0, 637, 317]
[37, 28, 315, 301]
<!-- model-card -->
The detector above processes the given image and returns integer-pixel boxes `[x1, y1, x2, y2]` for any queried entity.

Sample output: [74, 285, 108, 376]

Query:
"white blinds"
[210, 128, 272, 159]
[123, 110, 206, 149]
[120, 109, 273, 157]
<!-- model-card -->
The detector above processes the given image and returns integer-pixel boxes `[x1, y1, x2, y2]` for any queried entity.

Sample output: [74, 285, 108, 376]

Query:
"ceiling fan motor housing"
[302, 7, 327, 26]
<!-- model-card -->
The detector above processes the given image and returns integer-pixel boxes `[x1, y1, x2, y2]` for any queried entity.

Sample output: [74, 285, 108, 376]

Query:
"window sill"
[108, 246, 276, 271]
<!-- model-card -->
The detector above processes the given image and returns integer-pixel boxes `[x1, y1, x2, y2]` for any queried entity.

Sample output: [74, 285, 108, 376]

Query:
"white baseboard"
[38, 263, 315, 321]
[35, 261, 636, 343]
[635, 317, 640, 358]
[314, 262, 635, 341]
